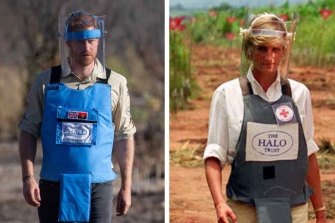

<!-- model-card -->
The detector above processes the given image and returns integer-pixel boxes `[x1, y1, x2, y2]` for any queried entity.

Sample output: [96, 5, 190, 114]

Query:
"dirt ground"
[0, 141, 164, 223]
[170, 44, 335, 222]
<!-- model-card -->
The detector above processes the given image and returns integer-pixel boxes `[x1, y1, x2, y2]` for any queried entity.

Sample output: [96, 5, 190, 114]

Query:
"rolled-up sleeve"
[203, 89, 229, 167]
[18, 73, 46, 138]
[113, 78, 136, 141]
[302, 88, 319, 156]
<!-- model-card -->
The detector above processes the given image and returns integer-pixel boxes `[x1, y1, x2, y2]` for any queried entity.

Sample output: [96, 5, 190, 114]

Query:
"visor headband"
[65, 29, 101, 41]
[240, 28, 293, 38]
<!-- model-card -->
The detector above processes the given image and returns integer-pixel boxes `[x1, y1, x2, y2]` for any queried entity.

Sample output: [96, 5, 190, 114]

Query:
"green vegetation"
[170, 24, 197, 113]
[170, 1, 335, 111]
[319, 138, 335, 154]
[187, 0, 335, 66]
[317, 139, 335, 171]
[170, 141, 204, 167]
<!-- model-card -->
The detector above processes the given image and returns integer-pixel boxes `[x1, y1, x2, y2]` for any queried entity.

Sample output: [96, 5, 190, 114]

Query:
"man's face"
[67, 27, 99, 67]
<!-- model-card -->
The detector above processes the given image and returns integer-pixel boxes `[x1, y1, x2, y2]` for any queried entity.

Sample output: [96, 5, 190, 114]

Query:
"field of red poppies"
[170, 2, 335, 222]
[170, 43, 335, 222]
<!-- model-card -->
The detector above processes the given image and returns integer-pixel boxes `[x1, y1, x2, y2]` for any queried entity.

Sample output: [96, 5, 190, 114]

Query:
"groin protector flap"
[58, 173, 91, 222]
[254, 197, 292, 223]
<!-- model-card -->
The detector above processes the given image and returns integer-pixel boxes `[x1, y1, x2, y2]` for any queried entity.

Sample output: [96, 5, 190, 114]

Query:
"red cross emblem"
[275, 105, 294, 122]
[279, 108, 289, 118]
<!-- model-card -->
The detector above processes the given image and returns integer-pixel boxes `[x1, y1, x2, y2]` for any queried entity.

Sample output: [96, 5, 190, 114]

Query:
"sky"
[170, 0, 310, 9]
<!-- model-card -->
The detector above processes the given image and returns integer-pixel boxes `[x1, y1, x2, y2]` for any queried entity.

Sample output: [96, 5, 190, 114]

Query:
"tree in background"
[0, 0, 164, 181]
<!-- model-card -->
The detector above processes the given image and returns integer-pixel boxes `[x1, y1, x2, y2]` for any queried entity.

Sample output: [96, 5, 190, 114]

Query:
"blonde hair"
[242, 13, 288, 59]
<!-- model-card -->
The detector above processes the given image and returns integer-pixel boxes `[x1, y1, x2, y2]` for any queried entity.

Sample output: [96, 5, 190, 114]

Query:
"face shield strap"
[240, 28, 293, 39]
[65, 29, 101, 41]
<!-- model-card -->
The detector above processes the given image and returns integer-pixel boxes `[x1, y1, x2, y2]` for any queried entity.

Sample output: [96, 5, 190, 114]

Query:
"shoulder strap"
[50, 65, 62, 83]
[280, 77, 292, 97]
[239, 76, 253, 96]
[96, 68, 111, 84]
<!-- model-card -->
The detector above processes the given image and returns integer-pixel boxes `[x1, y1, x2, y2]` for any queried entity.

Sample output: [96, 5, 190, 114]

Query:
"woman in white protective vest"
[204, 13, 327, 223]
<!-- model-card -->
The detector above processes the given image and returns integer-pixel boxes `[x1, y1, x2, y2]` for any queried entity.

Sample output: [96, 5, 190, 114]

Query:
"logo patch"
[68, 111, 88, 120]
[246, 122, 299, 161]
[272, 102, 296, 125]
[252, 131, 293, 156]
[61, 122, 93, 144]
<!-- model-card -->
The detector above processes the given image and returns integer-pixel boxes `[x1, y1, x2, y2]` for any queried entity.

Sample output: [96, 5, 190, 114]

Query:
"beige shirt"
[19, 61, 136, 141]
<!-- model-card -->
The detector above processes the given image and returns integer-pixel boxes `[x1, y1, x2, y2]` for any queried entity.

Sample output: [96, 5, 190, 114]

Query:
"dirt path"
[170, 44, 335, 222]
[0, 142, 164, 222]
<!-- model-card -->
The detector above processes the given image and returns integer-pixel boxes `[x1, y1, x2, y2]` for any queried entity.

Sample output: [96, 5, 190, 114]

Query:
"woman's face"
[250, 43, 285, 76]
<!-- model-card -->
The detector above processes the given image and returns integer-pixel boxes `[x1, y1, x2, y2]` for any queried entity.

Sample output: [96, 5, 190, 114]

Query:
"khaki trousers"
[227, 199, 308, 223]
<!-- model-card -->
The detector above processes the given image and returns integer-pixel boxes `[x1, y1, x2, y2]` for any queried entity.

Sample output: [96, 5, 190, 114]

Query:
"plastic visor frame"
[240, 28, 293, 39]
[65, 29, 101, 41]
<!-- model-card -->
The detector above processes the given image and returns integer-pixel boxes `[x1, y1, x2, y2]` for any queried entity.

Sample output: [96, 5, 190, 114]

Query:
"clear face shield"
[239, 13, 297, 78]
[58, 11, 106, 74]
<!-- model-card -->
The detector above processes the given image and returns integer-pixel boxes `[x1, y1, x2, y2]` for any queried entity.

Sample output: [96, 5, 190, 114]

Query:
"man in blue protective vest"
[18, 11, 136, 223]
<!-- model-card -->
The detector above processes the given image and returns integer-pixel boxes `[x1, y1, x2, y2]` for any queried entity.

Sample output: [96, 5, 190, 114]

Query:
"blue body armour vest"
[40, 67, 117, 183]
[226, 77, 312, 222]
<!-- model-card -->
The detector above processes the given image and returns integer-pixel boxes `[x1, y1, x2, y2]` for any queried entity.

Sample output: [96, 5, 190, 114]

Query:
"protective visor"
[239, 13, 298, 78]
[58, 11, 106, 75]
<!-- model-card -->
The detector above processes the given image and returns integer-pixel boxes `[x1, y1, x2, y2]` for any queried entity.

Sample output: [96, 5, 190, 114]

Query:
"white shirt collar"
[246, 66, 282, 102]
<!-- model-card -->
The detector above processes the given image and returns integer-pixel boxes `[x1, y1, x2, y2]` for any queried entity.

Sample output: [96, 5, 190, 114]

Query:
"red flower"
[208, 9, 218, 17]
[320, 9, 332, 20]
[170, 17, 186, 32]
[226, 16, 237, 24]
[225, 32, 235, 40]
[279, 14, 289, 21]
[239, 19, 245, 27]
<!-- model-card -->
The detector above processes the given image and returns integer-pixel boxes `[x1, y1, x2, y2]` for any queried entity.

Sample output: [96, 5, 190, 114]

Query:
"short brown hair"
[66, 12, 97, 32]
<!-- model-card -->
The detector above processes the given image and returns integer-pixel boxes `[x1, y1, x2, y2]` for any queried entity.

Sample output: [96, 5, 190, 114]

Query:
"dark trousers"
[38, 179, 113, 223]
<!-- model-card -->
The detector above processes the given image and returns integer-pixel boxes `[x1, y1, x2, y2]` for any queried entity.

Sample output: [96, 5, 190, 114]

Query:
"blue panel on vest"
[41, 83, 117, 183]
[59, 173, 91, 222]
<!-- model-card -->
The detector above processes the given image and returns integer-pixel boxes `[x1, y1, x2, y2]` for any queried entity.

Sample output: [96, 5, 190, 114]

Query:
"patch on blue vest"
[56, 108, 98, 145]
[68, 111, 88, 120]
[60, 122, 94, 144]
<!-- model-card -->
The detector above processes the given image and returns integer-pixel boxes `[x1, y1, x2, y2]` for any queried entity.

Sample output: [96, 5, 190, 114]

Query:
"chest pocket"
[56, 107, 98, 145]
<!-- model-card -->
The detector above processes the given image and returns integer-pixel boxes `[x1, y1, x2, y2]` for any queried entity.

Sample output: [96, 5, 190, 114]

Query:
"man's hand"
[216, 202, 237, 223]
[23, 178, 41, 207]
[116, 188, 131, 216]
[115, 137, 134, 216]
[19, 131, 39, 207]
